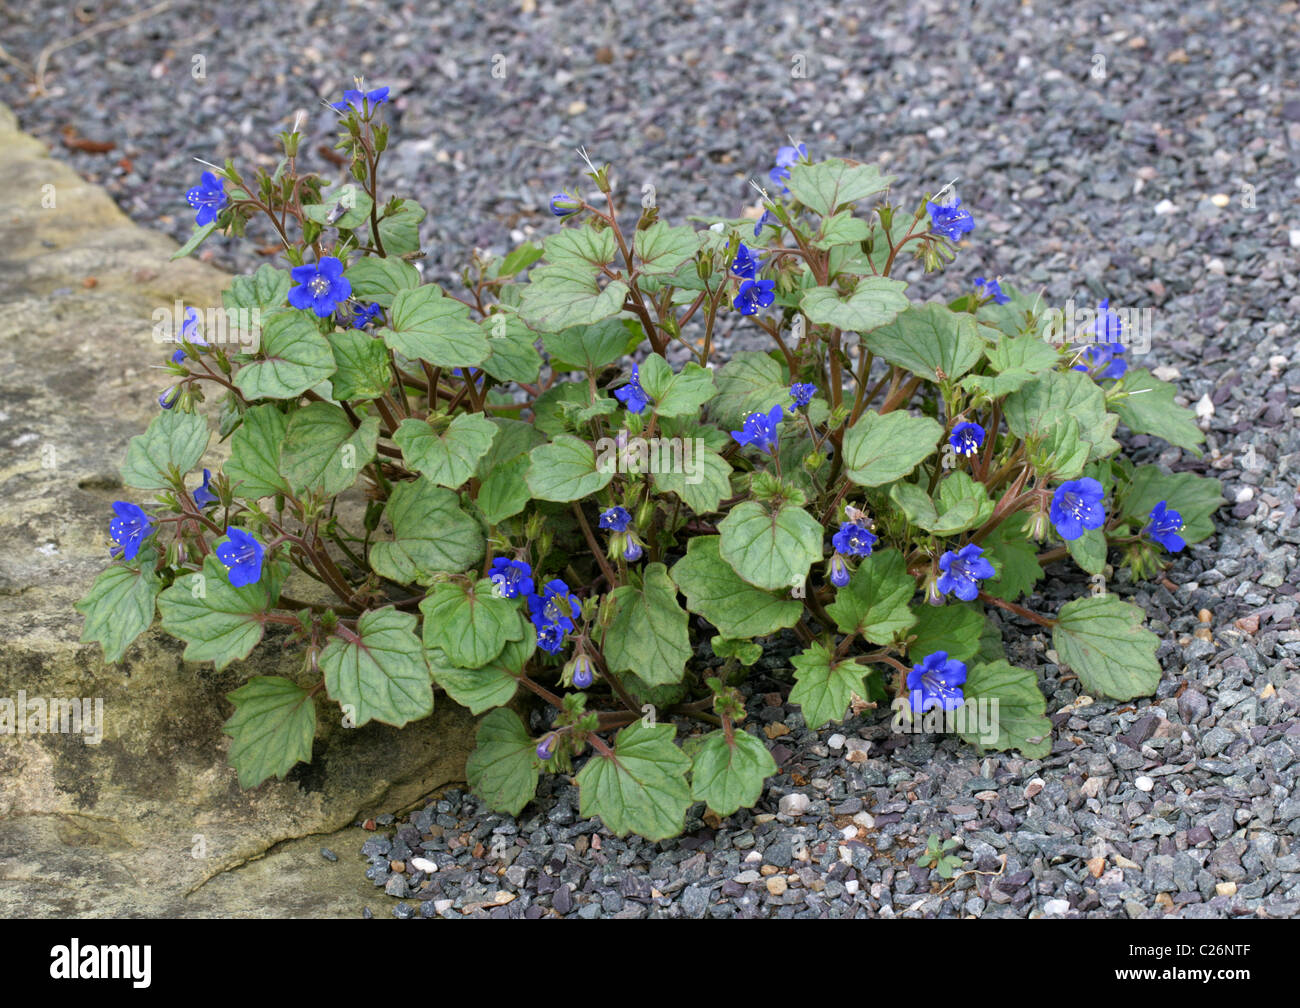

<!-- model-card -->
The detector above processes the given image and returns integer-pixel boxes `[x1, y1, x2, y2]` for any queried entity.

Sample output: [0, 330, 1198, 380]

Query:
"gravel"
[5, 0, 1298, 918]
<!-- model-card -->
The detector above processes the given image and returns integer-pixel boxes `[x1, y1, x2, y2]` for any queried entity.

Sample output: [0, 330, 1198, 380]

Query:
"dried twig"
[33, 0, 173, 94]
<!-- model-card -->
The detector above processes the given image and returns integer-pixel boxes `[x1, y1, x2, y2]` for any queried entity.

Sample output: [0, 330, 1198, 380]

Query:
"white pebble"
[744, 850, 762, 863]
[841, 825, 858, 840]
[1195, 394, 1215, 421]
[853, 812, 875, 829]
[434, 899, 454, 913]
[778, 793, 810, 816]
[1134, 775, 1154, 792]
[1269, 354, 1289, 370]
[1043, 898, 1071, 916]
[1235, 486, 1254, 503]
[827, 733, 846, 750]
[1290, 229, 1300, 249]
[1153, 199, 1178, 215]
[1152, 365, 1181, 381]
[845, 879, 860, 895]
[1206, 258, 1225, 275]
[409, 857, 438, 873]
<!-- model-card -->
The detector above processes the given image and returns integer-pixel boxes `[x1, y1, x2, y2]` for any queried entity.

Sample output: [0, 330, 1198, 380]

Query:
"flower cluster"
[527, 578, 581, 655]
[1073, 299, 1127, 380]
[789, 382, 816, 409]
[730, 241, 774, 316]
[599, 507, 643, 562]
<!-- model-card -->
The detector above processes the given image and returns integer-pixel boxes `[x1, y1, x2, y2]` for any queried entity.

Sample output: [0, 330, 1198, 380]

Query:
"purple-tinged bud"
[536, 734, 556, 761]
[924, 573, 944, 606]
[572, 655, 594, 690]
[624, 537, 643, 562]
[829, 555, 850, 588]
[158, 385, 180, 410]
[550, 192, 583, 217]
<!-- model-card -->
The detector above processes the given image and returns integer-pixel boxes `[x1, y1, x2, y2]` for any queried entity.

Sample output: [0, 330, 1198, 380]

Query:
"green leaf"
[576, 720, 693, 841]
[669, 536, 802, 639]
[813, 210, 873, 249]
[717, 500, 823, 592]
[475, 454, 532, 524]
[223, 264, 291, 314]
[1033, 413, 1089, 480]
[1065, 526, 1107, 575]
[825, 548, 917, 645]
[326, 328, 391, 401]
[976, 617, 1007, 665]
[604, 563, 693, 687]
[157, 554, 284, 670]
[1004, 368, 1120, 462]
[225, 404, 291, 500]
[1053, 595, 1162, 700]
[986, 332, 1060, 374]
[709, 351, 790, 431]
[526, 435, 614, 501]
[957, 661, 1051, 758]
[842, 410, 943, 487]
[800, 277, 910, 333]
[426, 637, 532, 715]
[223, 676, 317, 788]
[394, 412, 498, 489]
[304, 183, 373, 230]
[861, 303, 984, 383]
[519, 263, 630, 332]
[343, 256, 421, 308]
[380, 285, 489, 368]
[1109, 368, 1205, 454]
[634, 221, 702, 276]
[466, 708, 540, 816]
[479, 313, 543, 383]
[420, 578, 525, 669]
[650, 442, 732, 514]
[690, 729, 777, 817]
[786, 159, 895, 217]
[982, 519, 1042, 601]
[541, 317, 639, 372]
[638, 353, 716, 418]
[907, 602, 983, 662]
[960, 368, 1037, 399]
[280, 402, 379, 497]
[1117, 464, 1222, 545]
[234, 310, 336, 400]
[121, 409, 209, 491]
[711, 636, 763, 666]
[320, 606, 433, 727]
[76, 561, 162, 663]
[789, 642, 865, 730]
[368, 478, 485, 584]
[498, 241, 545, 277]
[376, 199, 425, 256]
[171, 221, 216, 261]
[892, 471, 994, 535]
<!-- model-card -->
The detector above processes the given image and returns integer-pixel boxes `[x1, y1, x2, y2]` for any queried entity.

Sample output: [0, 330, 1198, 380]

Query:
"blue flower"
[832, 522, 877, 558]
[215, 527, 265, 587]
[731, 243, 761, 280]
[489, 557, 535, 599]
[926, 197, 975, 242]
[733, 278, 775, 316]
[790, 382, 816, 409]
[350, 302, 382, 329]
[109, 502, 154, 561]
[829, 555, 850, 588]
[768, 142, 807, 194]
[193, 468, 218, 509]
[528, 579, 580, 634]
[613, 364, 651, 414]
[753, 210, 776, 237]
[186, 171, 227, 227]
[949, 422, 985, 458]
[330, 86, 389, 112]
[536, 734, 556, 760]
[534, 622, 566, 655]
[1050, 477, 1106, 542]
[731, 403, 784, 454]
[906, 651, 968, 713]
[288, 256, 352, 318]
[973, 276, 1009, 304]
[599, 506, 631, 532]
[571, 655, 594, 690]
[936, 543, 996, 602]
[549, 192, 582, 217]
[171, 308, 209, 363]
[623, 538, 643, 562]
[1072, 300, 1127, 379]
[1146, 501, 1186, 553]
[158, 385, 181, 410]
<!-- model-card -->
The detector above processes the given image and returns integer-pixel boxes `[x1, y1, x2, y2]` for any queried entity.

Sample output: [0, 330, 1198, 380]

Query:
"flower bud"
[923, 571, 944, 606]
[1023, 508, 1049, 542]
[536, 734, 556, 761]
[549, 192, 582, 217]
[569, 654, 595, 690]
[828, 555, 850, 588]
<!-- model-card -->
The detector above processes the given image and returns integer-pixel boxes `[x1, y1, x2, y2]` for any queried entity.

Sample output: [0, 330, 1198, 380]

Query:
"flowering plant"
[76, 91, 1222, 840]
